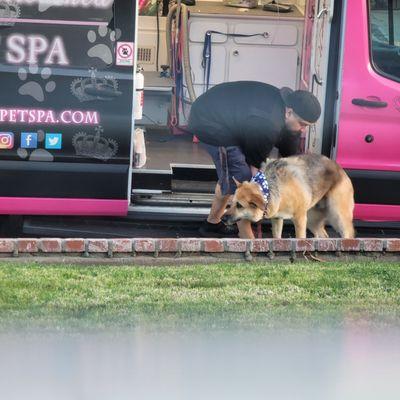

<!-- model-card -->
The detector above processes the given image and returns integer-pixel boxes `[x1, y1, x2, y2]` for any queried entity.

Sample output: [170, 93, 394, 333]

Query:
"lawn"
[0, 261, 399, 330]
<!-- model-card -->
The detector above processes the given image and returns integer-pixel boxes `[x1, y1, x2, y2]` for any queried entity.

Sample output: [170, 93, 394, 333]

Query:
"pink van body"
[336, 0, 400, 221]
[0, 0, 397, 224]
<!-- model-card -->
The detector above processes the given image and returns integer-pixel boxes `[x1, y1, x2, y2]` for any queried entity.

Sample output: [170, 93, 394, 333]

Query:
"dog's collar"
[251, 171, 270, 204]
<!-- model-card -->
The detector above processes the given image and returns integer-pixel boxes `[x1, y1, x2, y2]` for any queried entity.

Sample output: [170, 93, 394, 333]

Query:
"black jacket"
[188, 81, 300, 168]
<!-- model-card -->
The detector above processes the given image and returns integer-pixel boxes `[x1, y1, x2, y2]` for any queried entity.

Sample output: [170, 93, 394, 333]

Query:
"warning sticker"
[116, 42, 134, 66]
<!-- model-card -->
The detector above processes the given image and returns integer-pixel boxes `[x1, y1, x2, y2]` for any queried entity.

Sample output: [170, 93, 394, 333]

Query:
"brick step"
[2, 238, 399, 260]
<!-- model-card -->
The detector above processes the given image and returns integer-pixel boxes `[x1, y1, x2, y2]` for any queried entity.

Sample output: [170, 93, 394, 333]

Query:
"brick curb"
[0, 238, 398, 260]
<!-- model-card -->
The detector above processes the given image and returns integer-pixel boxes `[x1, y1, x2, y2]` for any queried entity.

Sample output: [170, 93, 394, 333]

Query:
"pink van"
[0, 0, 398, 233]
[335, 0, 400, 222]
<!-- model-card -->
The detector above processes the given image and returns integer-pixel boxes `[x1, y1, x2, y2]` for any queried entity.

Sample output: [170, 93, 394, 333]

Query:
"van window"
[369, 0, 400, 81]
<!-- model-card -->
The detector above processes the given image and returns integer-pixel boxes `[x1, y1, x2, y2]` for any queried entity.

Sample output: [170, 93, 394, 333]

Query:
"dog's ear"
[249, 196, 265, 211]
[232, 176, 242, 188]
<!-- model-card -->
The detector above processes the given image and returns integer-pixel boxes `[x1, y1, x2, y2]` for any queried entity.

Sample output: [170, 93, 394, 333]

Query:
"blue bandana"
[251, 171, 270, 204]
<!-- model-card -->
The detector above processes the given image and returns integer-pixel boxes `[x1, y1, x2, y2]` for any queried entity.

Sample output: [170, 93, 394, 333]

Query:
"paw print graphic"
[18, 65, 56, 102]
[87, 25, 122, 65]
[16, 130, 54, 162]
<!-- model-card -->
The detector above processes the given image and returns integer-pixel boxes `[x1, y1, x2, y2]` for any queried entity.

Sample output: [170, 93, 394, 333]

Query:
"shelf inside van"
[187, 1, 304, 19]
[132, 129, 216, 192]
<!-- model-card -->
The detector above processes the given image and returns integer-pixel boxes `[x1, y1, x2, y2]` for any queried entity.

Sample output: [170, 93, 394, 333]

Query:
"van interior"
[131, 0, 334, 219]
[131, 0, 399, 223]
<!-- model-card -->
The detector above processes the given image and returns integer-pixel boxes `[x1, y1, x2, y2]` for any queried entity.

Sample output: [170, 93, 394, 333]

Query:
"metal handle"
[317, 7, 328, 18]
[313, 73, 323, 86]
[352, 98, 388, 108]
[233, 50, 239, 56]
[316, 6, 334, 22]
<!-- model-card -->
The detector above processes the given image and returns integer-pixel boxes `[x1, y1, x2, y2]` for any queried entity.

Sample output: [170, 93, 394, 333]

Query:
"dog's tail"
[325, 171, 355, 238]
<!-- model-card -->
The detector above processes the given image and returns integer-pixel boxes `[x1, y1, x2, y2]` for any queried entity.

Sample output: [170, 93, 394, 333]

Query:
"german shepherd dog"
[222, 154, 355, 239]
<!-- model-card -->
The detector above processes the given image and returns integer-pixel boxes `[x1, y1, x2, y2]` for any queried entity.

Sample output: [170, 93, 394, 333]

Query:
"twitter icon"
[45, 133, 62, 150]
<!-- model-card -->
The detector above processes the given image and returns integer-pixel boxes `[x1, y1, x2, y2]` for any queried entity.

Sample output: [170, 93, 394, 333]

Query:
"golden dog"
[222, 154, 355, 239]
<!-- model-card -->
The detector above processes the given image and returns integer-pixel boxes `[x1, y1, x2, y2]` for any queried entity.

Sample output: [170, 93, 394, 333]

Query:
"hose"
[166, 3, 197, 104]
[180, 4, 196, 103]
[166, 4, 175, 70]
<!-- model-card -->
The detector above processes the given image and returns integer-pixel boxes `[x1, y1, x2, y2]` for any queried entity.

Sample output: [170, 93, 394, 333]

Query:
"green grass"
[0, 261, 399, 330]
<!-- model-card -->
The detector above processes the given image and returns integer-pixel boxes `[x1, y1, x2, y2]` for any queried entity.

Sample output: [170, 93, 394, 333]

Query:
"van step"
[172, 180, 215, 194]
[128, 204, 210, 221]
[171, 164, 217, 182]
[132, 168, 172, 191]
[131, 130, 216, 191]
[130, 191, 212, 221]
[132, 164, 216, 192]
[132, 191, 213, 206]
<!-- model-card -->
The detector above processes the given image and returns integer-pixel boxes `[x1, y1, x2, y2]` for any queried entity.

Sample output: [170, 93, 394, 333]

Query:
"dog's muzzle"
[221, 214, 240, 225]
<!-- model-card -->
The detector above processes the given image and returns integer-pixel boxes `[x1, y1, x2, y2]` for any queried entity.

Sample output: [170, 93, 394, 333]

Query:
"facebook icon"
[21, 132, 38, 149]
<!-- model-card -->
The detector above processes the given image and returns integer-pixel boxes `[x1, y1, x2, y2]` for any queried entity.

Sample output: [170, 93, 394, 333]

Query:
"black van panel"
[0, 160, 128, 199]
[0, 0, 135, 200]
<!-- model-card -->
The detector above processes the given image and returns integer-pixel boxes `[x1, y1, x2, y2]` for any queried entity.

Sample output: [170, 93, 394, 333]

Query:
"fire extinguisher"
[134, 66, 144, 120]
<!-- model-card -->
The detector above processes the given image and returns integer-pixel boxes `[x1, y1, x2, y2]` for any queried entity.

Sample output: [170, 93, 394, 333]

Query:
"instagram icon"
[0, 133, 14, 149]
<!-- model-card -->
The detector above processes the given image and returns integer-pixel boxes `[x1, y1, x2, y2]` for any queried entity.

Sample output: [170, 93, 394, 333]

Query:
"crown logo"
[72, 126, 118, 161]
[71, 68, 122, 102]
[0, 1, 21, 25]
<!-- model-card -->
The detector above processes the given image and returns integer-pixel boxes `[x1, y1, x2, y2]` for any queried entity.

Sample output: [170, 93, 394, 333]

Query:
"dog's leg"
[237, 219, 255, 239]
[326, 175, 355, 238]
[319, 227, 329, 238]
[307, 207, 329, 238]
[208, 183, 231, 223]
[328, 209, 355, 238]
[293, 212, 307, 239]
[271, 218, 283, 238]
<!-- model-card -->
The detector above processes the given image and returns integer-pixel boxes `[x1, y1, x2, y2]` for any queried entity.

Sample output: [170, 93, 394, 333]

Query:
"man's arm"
[240, 133, 275, 169]
[276, 129, 302, 157]
[238, 116, 279, 169]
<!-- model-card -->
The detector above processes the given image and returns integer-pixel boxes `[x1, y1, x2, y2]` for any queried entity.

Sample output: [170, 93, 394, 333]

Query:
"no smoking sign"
[116, 42, 134, 66]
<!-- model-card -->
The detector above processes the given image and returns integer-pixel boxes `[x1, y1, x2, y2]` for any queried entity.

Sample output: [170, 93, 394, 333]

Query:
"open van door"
[335, 0, 400, 221]
[0, 0, 136, 216]
[302, 0, 335, 154]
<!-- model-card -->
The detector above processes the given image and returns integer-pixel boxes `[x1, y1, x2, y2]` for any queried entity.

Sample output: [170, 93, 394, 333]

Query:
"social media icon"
[0, 132, 14, 149]
[45, 133, 62, 150]
[21, 132, 38, 149]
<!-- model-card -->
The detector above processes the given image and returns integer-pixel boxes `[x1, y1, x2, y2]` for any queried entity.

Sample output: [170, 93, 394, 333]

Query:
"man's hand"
[250, 165, 259, 177]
